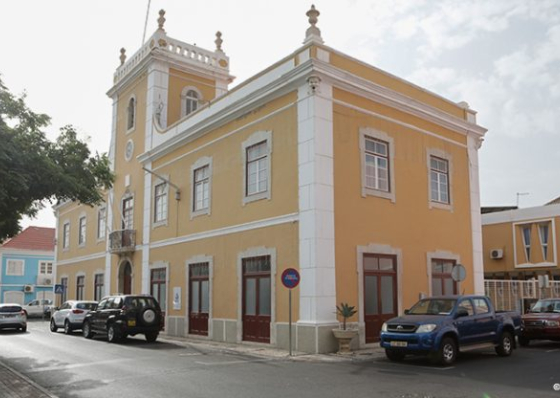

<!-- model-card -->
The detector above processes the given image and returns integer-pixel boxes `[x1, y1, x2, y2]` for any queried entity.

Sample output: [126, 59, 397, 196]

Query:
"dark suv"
[82, 295, 163, 343]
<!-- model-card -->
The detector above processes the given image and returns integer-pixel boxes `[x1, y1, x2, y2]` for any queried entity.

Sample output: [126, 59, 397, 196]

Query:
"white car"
[23, 299, 53, 317]
[0, 303, 27, 332]
[50, 300, 98, 334]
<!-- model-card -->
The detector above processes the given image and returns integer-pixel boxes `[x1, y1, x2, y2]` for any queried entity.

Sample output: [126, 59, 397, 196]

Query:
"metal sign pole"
[289, 289, 292, 356]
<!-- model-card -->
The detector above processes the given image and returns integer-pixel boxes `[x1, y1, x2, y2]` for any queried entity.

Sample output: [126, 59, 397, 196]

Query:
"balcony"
[109, 230, 136, 255]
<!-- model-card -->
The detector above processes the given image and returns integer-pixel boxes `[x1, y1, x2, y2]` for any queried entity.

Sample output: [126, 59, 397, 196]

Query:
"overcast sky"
[2, 0, 558, 230]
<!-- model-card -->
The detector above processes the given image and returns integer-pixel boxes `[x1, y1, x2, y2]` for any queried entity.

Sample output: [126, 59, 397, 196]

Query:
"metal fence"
[484, 279, 560, 313]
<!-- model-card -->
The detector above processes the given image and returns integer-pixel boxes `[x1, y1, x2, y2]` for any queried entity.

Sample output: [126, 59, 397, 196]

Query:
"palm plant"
[336, 303, 357, 330]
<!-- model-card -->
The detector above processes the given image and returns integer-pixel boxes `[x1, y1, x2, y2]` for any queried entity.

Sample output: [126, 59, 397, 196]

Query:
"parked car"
[380, 295, 521, 365]
[519, 298, 560, 346]
[23, 299, 53, 317]
[82, 294, 163, 343]
[0, 303, 27, 332]
[50, 300, 98, 334]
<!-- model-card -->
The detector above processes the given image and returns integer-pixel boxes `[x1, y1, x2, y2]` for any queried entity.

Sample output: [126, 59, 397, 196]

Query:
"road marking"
[195, 358, 275, 366]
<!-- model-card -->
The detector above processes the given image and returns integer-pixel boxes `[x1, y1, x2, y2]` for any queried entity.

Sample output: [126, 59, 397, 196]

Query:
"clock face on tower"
[125, 139, 134, 161]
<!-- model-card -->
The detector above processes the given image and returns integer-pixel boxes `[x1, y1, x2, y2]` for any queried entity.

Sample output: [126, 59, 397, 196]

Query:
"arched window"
[181, 87, 202, 117]
[127, 97, 136, 130]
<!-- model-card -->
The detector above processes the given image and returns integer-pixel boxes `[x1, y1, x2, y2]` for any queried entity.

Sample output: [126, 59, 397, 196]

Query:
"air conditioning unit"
[37, 275, 53, 285]
[23, 285, 34, 293]
[44, 278, 52, 285]
[490, 249, 504, 259]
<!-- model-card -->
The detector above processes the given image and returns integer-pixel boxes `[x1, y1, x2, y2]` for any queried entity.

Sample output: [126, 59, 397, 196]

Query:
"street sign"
[451, 264, 466, 282]
[54, 284, 65, 294]
[281, 268, 300, 289]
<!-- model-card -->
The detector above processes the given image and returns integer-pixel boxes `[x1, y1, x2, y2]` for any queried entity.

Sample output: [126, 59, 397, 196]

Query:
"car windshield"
[530, 300, 560, 313]
[408, 299, 456, 315]
[0, 306, 23, 313]
[76, 303, 97, 310]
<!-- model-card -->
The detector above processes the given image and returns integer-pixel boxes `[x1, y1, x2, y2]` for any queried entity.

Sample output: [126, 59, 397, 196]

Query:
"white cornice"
[150, 213, 299, 249]
[56, 251, 106, 266]
[482, 204, 560, 225]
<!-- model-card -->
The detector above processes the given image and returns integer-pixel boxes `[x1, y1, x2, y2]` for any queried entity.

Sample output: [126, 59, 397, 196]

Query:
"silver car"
[0, 303, 27, 332]
[50, 300, 98, 334]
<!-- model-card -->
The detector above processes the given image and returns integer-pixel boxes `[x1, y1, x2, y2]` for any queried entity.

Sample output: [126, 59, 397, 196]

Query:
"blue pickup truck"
[380, 295, 521, 365]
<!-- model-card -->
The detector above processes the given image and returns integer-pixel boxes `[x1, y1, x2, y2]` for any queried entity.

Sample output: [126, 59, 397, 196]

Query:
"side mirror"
[455, 308, 469, 318]
[404, 309, 410, 315]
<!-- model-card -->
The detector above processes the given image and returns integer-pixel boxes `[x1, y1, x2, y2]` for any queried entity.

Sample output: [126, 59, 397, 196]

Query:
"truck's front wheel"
[385, 349, 405, 362]
[433, 337, 457, 366]
[496, 331, 513, 356]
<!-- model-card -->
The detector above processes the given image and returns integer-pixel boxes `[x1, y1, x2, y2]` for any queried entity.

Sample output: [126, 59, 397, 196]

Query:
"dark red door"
[364, 254, 398, 343]
[123, 262, 132, 294]
[189, 263, 209, 336]
[242, 256, 271, 343]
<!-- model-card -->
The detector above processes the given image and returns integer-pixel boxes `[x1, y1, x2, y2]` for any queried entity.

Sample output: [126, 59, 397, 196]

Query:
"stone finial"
[120, 48, 127, 65]
[158, 9, 166, 31]
[215, 31, 223, 52]
[304, 5, 323, 44]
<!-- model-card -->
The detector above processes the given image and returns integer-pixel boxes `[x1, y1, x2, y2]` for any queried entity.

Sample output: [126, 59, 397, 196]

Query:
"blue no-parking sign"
[281, 268, 300, 289]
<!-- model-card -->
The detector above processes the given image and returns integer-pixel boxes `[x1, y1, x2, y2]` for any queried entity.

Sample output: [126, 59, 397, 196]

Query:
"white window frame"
[427, 149, 453, 211]
[78, 215, 87, 247]
[122, 194, 134, 230]
[39, 261, 53, 275]
[153, 179, 169, 226]
[6, 259, 24, 276]
[190, 157, 212, 219]
[126, 95, 136, 133]
[62, 221, 70, 250]
[539, 223, 550, 261]
[97, 207, 107, 241]
[522, 225, 532, 263]
[359, 128, 395, 202]
[181, 86, 202, 118]
[242, 131, 272, 205]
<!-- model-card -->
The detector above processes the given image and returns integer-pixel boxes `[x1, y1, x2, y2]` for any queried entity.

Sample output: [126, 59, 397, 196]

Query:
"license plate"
[127, 320, 136, 327]
[390, 341, 408, 347]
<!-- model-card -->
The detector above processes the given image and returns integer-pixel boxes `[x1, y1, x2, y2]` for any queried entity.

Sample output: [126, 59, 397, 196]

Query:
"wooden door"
[123, 262, 132, 294]
[364, 254, 398, 343]
[242, 256, 271, 343]
[189, 263, 209, 336]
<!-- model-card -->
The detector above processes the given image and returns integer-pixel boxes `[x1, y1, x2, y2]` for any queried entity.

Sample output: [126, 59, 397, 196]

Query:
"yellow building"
[54, 7, 487, 353]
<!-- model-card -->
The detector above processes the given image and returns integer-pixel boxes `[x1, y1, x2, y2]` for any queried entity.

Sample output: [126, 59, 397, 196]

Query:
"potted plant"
[332, 303, 359, 354]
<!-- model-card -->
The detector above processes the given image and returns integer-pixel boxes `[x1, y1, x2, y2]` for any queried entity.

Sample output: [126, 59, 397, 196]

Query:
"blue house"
[0, 226, 55, 308]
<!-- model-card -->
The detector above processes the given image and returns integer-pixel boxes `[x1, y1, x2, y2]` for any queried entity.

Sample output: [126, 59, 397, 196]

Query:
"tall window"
[76, 276, 85, 300]
[246, 141, 268, 196]
[150, 268, 167, 311]
[97, 208, 106, 240]
[6, 259, 24, 276]
[61, 277, 68, 303]
[185, 90, 199, 116]
[539, 224, 550, 260]
[94, 274, 104, 301]
[127, 97, 135, 130]
[63, 222, 70, 249]
[522, 226, 531, 262]
[39, 261, 53, 275]
[430, 156, 449, 204]
[154, 183, 168, 223]
[122, 197, 134, 229]
[78, 216, 86, 245]
[193, 165, 210, 212]
[364, 137, 389, 192]
[431, 259, 457, 296]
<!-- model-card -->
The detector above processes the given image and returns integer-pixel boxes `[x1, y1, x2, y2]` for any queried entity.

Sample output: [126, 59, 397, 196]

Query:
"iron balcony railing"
[109, 230, 136, 254]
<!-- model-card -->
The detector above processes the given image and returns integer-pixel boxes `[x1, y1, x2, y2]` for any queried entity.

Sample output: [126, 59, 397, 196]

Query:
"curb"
[0, 360, 58, 398]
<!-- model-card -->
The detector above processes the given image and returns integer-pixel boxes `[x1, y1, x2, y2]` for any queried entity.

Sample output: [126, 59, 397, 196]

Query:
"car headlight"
[416, 324, 437, 333]
[545, 320, 559, 327]
[381, 322, 388, 332]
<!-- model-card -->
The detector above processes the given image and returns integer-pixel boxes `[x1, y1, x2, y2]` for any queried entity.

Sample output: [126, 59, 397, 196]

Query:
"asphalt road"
[1, 320, 559, 398]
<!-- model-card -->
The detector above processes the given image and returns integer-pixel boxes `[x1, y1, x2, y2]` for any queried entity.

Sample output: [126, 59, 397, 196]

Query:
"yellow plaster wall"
[167, 69, 216, 126]
[332, 96, 474, 308]
[150, 92, 298, 243]
[149, 222, 299, 321]
[56, 257, 105, 301]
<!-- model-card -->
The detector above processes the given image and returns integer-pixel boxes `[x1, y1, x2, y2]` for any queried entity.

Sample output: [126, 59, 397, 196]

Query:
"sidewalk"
[0, 360, 57, 398]
[0, 334, 384, 397]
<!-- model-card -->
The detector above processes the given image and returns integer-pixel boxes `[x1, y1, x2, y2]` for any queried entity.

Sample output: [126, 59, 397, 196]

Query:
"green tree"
[0, 78, 114, 241]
